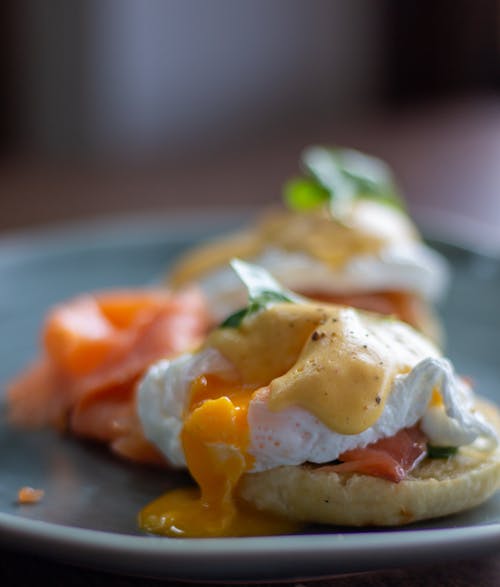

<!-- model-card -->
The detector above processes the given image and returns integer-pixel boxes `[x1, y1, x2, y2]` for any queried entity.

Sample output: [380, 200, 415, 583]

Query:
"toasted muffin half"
[237, 399, 500, 527]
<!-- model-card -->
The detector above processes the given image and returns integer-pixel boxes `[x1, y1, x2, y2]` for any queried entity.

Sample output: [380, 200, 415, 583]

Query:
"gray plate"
[0, 210, 499, 582]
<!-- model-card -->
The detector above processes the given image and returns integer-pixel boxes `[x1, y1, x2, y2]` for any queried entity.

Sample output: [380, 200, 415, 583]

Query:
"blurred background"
[1, 0, 500, 250]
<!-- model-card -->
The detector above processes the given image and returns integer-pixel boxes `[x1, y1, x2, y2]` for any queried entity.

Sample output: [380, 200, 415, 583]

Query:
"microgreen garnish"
[284, 146, 404, 220]
[219, 259, 304, 329]
[427, 445, 458, 459]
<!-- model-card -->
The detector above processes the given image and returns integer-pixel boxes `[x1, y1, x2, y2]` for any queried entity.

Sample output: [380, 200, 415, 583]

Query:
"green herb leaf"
[283, 177, 329, 211]
[427, 445, 458, 459]
[219, 307, 249, 328]
[219, 259, 304, 329]
[229, 258, 303, 304]
[338, 148, 404, 210]
[283, 145, 405, 218]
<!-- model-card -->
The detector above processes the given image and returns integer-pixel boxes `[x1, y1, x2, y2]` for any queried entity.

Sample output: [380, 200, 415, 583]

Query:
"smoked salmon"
[302, 290, 425, 332]
[320, 426, 427, 482]
[7, 287, 209, 465]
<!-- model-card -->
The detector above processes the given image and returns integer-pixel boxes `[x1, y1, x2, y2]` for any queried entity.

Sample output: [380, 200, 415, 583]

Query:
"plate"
[1, 209, 500, 582]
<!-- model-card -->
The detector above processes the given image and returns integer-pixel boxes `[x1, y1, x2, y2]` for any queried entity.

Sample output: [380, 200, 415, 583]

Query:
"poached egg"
[137, 264, 494, 537]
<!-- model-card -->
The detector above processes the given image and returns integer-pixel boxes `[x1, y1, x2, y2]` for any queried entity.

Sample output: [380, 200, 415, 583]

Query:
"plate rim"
[1, 510, 500, 581]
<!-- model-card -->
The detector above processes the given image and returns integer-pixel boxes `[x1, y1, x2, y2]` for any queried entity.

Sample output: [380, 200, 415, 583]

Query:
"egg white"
[176, 201, 449, 322]
[137, 349, 496, 473]
[194, 242, 449, 323]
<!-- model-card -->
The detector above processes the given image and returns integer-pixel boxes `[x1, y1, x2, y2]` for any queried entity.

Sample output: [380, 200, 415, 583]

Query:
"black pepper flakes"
[311, 330, 326, 341]
[375, 395, 381, 405]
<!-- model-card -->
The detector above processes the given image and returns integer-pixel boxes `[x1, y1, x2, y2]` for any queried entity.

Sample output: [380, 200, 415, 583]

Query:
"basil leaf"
[427, 445, 458, 459]
[230, 258, 303, 304]
[283, 145, 405, 218]
[284, 177, 329, 211]
[219, 259, 304, 329]
[339, 148, 404, 210]
[219, 307, 249, 328]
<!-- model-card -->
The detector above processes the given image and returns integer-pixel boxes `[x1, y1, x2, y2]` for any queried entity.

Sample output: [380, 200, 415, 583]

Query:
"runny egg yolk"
[138, 374, 299, 537]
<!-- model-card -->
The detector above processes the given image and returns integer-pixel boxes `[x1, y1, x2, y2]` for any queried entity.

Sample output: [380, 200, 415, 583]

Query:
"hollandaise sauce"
[138, 302, 439, 537]
[169, 203, 415, 288]
[138, 374, 299, 537]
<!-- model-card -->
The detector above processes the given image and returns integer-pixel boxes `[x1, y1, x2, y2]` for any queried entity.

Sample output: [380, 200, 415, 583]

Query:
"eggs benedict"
[137, 260, 500, 537]
[167, 147, 449, 342]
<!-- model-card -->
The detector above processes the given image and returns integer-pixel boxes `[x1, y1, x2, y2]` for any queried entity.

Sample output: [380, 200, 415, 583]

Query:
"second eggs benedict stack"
[168, 146, 449, 342]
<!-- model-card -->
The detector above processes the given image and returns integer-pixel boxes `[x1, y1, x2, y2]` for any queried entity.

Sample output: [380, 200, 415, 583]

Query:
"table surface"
[2, 549, 500, 587]
[1, 93, 500, 586]
[1, 93, 500, 249]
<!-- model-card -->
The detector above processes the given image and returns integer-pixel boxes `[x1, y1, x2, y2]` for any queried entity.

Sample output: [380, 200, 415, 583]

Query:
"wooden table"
[1, 94, 500, 585]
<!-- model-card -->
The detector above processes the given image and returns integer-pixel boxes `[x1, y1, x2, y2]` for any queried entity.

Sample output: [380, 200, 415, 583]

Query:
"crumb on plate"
[17, 486, 45, 504]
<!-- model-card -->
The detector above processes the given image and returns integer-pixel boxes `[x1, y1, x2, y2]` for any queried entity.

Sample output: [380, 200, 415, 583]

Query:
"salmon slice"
[320, 426, 427, 482]
[7, 359, 67, 430]
[7, 287, 209, 465]
[302, 290, 425, 331]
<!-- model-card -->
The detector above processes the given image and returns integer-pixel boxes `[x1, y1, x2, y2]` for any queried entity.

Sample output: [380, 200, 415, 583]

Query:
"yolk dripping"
[138, 374, 298, 537]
